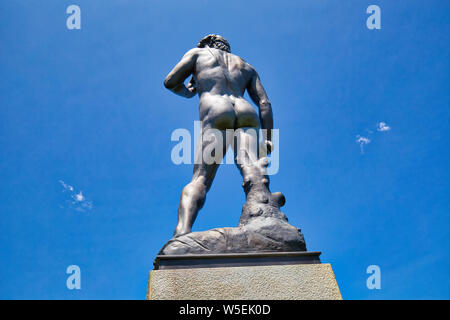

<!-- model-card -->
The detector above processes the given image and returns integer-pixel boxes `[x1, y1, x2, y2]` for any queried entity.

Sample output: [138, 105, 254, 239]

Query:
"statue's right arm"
[164, 48, 199, 98]
[247, 70, 273, 147]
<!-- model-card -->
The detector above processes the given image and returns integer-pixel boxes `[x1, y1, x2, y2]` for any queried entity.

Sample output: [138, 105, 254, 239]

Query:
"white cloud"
[356, 135, 371, 154]
[59, 180, 74, 192]
[73, 191, 84, 202]
[377, 122, 391, 132]
[356, 135, 371, 144]
[60, 181, 92, 212]
[355, 121, 391, 155]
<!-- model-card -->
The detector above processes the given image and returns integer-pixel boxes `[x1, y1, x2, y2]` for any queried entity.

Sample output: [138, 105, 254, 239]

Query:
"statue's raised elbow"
[163, 77, 175, 90]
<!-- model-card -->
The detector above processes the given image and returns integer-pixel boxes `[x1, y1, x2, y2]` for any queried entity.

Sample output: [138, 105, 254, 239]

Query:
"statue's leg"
[174, 126, 228, 237]
[232, 127, 261, 181]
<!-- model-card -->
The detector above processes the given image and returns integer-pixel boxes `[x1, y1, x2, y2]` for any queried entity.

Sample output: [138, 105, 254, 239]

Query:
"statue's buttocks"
[199, 92, 259, 130]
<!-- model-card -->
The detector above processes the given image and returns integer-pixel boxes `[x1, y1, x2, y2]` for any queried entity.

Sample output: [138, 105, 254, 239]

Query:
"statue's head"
[197, 34, 231, 53]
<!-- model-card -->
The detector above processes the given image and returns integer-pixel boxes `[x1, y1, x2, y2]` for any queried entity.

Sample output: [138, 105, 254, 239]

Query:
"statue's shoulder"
[230, 54, 255, 72]
[182, 47, 204, 59]
[239, 58, 257, 76]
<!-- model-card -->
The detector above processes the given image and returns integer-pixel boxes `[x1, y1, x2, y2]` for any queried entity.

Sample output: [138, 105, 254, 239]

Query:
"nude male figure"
[164, 34, 273, 237]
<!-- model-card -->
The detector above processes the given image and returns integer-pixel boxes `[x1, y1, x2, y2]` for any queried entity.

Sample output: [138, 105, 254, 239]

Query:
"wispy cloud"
[356, 135, 371, 154]
[59, 180, 93, 212]
[356, 121, 391, 154]
[73, 191, 84, 202]
[59, 180, 74, 192]
[377, 122, 391, 132]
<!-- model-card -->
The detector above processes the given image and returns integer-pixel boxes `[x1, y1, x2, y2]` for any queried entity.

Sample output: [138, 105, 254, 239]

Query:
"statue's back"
[194, 47, 254, 98]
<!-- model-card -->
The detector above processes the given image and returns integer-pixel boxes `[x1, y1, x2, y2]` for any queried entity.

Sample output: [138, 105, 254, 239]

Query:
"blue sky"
[0, 0, 449, 299]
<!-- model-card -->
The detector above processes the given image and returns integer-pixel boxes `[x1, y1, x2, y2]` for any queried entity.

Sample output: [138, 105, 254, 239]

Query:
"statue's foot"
[173, 227, 191, 238]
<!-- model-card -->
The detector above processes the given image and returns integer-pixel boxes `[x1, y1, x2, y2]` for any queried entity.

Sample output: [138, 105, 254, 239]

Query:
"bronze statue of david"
[162, 35, 305, 254]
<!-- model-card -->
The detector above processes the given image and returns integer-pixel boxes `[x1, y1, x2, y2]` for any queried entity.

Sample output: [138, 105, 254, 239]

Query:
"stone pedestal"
[147, 252, 342, 300]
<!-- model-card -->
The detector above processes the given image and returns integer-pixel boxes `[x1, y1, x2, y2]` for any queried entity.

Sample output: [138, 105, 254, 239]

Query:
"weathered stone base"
[147, 263, 342, 300]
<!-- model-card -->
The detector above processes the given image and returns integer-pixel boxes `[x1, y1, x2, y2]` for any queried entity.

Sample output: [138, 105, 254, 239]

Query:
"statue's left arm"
[164, 48, 198, 98]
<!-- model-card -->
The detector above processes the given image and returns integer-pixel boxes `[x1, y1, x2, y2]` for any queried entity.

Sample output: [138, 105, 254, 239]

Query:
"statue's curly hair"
[197, 34, 231, 53]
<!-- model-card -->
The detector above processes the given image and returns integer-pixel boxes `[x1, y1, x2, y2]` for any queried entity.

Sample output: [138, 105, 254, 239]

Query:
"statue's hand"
[185, 77, 197, 98]
[186, 85, 197, 98]
[262, 140, 273, 155]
